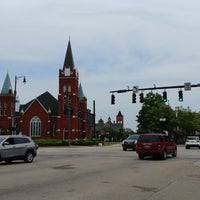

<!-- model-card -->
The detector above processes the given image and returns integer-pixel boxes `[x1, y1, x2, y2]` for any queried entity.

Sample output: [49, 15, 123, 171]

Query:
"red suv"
[136, 133, 177, 160]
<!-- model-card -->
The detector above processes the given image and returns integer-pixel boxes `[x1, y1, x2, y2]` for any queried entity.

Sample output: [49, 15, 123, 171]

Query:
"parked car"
[185, 136, 200, 149]
[122, 134, 140, 151]
[136, 133, 177, 160]
[0, 135, 38, 164]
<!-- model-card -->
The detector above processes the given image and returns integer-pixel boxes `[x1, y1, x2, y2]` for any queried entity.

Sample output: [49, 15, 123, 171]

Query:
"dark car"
[136, 133, 177, 160]
[122, 134, 140, 151]
[0, 135, 38, 164]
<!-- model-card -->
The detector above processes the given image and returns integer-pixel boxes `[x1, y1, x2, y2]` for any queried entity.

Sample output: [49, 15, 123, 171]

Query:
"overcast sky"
[1, 0, 200, 131]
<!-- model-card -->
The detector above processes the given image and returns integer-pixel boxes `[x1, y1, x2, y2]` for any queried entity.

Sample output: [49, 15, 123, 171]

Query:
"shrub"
[33, 138, 101, 147]
[33, 139, 69, 147]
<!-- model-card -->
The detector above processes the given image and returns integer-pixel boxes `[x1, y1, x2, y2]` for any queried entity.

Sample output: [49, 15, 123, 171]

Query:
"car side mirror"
[3, 142, 9, 146]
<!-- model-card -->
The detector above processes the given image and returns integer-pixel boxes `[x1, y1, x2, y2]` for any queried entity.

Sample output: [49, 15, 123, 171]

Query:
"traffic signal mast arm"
[110, 83, 200, 94]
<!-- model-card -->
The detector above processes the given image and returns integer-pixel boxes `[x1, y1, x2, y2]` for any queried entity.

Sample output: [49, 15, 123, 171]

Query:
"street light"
[14, 76, 26, 96]
[12, 75, 26, 134]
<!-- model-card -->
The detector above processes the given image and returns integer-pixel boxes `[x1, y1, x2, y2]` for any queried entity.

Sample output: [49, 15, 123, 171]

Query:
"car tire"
[138, 154, 144, 160]
[5, 159, 12, 164]
[162, 150, 167, 160]
[123, 147, 127, 151]
[24, 151, 34, 163]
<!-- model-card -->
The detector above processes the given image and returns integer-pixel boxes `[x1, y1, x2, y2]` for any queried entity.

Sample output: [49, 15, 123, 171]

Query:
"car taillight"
[157, 144, 162, 150]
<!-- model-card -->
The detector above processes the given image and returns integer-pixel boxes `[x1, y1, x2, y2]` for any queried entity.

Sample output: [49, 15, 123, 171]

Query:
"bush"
[33, 139, 69, 147]
[70, 139, 100, 146]
[33, 138, 101, 147]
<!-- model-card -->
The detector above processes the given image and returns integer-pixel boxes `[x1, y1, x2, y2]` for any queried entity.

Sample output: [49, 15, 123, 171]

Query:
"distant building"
[95, 111, 124, 133]
[0, 40, 94, 139]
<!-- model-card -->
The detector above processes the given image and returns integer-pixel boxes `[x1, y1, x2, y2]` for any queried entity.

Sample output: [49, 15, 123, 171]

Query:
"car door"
[1, 137, 16, 159]
[13, 137, 29, 157]
[165, 136, 174, 153]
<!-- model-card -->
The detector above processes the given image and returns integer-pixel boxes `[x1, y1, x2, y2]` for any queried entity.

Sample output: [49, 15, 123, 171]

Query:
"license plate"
[143, 143, 151, 148]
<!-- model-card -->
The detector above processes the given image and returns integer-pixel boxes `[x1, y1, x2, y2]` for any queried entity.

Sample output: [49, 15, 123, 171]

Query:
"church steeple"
[63, 39, 75, 72]
[78, 83, 86, 101]
[1, 73, 13, 94]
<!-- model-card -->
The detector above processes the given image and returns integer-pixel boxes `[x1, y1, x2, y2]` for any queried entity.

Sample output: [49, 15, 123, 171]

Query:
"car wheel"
[123, 147, 127, 151]
[186, 146, 189, 149]
[162, 150, 167, 160]
[138, 154, 144, 160]
[172, 148, 177, 157]
[5, 159, 12, 164]
[25, 151, 34, 163]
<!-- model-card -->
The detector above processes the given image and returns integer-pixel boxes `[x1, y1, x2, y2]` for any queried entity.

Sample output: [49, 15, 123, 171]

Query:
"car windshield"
[127, 135, 139, 140]
[138, 135, 160, 142]
[187, 136, 199, 140]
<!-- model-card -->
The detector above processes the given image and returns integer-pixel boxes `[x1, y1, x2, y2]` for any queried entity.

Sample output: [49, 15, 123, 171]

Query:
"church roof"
[63, 40, 75, 72]
[117, 111, 123, 117]
[19, 91, 58, 116]
[1, 73, 13, 94]
[78, 83, 86, 101]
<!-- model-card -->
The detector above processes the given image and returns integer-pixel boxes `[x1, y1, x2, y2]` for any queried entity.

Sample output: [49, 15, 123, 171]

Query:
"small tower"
[0, 73, 15, 134]
[116, 111, 124, 127]
[78, 83, 87, 138]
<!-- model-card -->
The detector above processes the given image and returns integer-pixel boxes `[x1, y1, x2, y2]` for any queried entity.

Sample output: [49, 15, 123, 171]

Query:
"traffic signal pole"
[110, 83, 200, 94]
[110, 82, 200, 104]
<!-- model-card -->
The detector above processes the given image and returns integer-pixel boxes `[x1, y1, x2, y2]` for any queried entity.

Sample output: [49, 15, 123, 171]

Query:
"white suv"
[0, 135, 38, 164]
[185, 136, 200, 149]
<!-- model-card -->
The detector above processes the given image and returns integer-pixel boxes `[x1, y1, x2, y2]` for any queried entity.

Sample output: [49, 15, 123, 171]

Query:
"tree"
[136, 92, 176, 133]
[98, 127, 135, 142]
[175, 107, 200, 136]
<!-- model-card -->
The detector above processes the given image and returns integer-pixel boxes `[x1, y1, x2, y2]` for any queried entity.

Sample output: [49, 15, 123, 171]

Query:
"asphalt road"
[0, 144, 200, 200]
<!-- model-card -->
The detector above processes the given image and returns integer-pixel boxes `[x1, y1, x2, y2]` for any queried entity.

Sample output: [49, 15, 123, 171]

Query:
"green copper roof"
[1, 73, 13, 94]
[78, 83, 85, 101]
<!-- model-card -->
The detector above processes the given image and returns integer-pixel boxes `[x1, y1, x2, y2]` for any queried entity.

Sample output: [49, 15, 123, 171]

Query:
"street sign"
[133, 86, 139, 93]
[184, 82, 191, 91]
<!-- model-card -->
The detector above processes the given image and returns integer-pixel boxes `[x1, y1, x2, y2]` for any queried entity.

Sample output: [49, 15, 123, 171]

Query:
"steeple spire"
[78, 83, 86, 101]
[1, 73, 13, 94]
[63, 39, 75, 72]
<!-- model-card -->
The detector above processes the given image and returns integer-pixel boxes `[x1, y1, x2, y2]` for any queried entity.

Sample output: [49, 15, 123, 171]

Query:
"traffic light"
[162, 91, 167, 103]
[132, 93, 136, 103]
[178, 90, 183, 102]
[111, 94, 115, 104]
[139, 93, 144, 103]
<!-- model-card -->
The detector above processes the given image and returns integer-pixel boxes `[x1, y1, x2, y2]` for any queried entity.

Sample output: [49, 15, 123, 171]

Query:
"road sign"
[184, 82, 191, 91]
[133, 86, 139, 93]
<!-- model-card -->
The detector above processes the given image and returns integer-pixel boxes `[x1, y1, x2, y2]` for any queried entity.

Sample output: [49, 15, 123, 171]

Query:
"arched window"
[30, 116, 41, 137]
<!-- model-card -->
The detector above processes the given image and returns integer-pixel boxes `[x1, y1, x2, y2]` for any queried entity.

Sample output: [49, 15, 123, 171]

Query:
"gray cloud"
[1, 0, 200, 130]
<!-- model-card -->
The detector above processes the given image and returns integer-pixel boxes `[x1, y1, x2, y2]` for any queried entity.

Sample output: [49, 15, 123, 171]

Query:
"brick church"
[0, 40, 94, 139]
